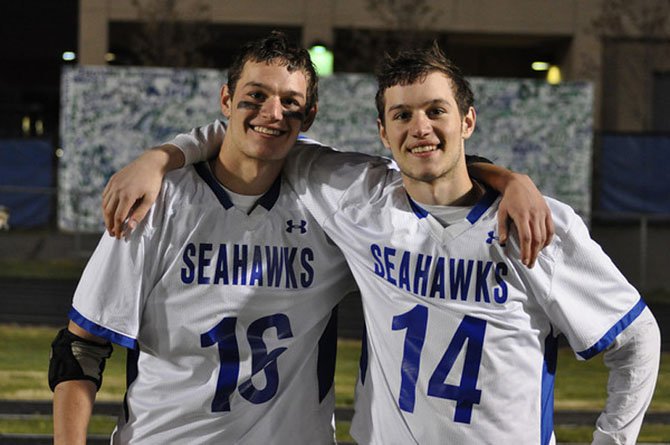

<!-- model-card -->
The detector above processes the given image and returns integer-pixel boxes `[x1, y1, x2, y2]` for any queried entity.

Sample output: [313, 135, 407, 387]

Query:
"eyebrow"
[242, 81, 306, 99]
[387, 99, 452, 113]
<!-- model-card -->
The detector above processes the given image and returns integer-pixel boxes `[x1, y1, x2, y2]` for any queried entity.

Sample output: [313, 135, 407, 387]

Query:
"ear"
[461, 106, 476, 140]
[220, 84, 233, 118]
[377, 118, 392, 151]
[300, 104, 318, 132]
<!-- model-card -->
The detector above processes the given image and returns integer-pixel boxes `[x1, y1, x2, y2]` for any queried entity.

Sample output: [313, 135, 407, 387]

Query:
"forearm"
[53, 380, 96, 445]
[143, 143, 186, 173]
[592, 308, 661, 444]
[467, 162, 517, 193]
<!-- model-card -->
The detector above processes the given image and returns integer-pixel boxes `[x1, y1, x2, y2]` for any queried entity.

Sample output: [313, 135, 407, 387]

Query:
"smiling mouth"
[408, 144, 441, 154]
[252, 125, 285, 136]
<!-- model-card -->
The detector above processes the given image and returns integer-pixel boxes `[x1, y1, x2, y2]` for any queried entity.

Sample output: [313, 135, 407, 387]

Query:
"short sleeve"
[536, 205, 645, 359]
[71, 189, 167, 349]
[168, 120, 226, 166]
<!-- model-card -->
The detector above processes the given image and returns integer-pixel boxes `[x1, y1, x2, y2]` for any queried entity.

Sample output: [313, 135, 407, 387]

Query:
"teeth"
[410, 145, 437, 153]
[253, 126, 282, 136]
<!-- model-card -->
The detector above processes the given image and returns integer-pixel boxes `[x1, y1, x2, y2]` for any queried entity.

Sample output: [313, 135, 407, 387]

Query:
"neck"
[403, 167, 482, 207]
[213, 143, 284, 195]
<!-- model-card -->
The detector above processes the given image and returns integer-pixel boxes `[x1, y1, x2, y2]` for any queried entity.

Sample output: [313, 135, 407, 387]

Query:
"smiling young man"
[107, 44, 661, 444]
[51, 33, 356, 445]
[289, 46, 658, 444]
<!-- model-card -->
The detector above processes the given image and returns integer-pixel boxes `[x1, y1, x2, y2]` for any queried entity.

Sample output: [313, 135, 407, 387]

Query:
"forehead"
[383, 72, 456, 110]
[236, 60, 308, 96]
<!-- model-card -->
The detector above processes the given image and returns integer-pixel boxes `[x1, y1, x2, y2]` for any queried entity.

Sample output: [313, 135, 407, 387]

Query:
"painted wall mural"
[60, 66, 592, 232]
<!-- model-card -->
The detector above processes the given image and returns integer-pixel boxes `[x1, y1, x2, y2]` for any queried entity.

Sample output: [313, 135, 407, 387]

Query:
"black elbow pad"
[49, 328, 113, 391]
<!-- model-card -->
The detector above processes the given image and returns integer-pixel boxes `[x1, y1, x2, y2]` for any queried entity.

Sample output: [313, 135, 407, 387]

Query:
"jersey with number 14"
[283, 141, 647, 445]
[70, 162, 355, 444]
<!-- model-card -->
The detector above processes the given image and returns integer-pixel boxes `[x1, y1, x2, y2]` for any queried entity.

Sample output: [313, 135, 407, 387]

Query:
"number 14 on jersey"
[392, 305, 487, 424]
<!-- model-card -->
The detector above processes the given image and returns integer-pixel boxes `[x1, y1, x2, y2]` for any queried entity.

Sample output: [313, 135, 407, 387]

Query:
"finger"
[122, 201, 152, 239]
[101, 175, 118, 209]
[544, 213, 555, 247]
[103, 194, 119, 237]
[113, 196, 138, 239]
[497, 208, 509, 245]
[527, 217, 544, 268]
[517, 220, 532, 267]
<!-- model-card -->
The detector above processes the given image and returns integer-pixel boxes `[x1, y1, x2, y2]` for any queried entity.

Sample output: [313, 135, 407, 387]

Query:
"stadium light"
[531, 61, 549, 71]
[308, 44, 334, 77]
[62, 51, 76, 61]
[105, 52, 116, 63]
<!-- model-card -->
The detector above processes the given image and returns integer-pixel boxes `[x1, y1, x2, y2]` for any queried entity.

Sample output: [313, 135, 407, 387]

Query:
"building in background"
[1, 0, 669, 290]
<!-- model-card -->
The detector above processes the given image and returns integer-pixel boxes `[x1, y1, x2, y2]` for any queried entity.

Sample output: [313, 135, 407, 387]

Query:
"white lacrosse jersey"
[70, 162, 355, 444]
[281, 141, 648, 445]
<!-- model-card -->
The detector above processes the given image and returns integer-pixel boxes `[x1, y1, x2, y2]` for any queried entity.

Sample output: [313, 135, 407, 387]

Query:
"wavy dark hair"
[375, 42, 474, 122]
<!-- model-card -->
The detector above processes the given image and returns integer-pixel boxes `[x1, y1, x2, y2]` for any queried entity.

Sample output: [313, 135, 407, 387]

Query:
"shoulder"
[544, 196, 587, 238]
[290, 137, 395, 170]
[135, 166, 205, 235]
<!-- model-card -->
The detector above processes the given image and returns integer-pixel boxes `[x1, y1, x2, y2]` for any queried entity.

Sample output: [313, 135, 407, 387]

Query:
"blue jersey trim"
[406, 193, 429, 219]
[466, 188, 499, 224]
[406, 188, 498, 222]
[541, 332, 558, 445]
[68, 307, 138, 350]
[317, 307, 339, 402]
[123, 347, 140, 422]
[194, 162, 282, 211]
[256, 175, 281, 210]
[577, 298, 647, 360]
[194, 162, 234, 209]
[359, 327, 369, 385]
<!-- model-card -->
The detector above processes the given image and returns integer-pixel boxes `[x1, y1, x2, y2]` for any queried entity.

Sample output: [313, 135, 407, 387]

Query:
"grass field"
[1, 324, 669, 442]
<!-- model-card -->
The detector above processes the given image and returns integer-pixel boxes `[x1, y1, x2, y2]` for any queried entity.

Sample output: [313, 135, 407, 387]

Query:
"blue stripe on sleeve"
[541, 332, 558, 445]
[68, 307, 139, 350]
[577, 298, 647, 360]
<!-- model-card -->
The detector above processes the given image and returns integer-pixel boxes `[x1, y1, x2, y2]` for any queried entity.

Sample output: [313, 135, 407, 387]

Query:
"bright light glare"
[105, 52, 116, 62]
[22, 116, 30, 135]
[308, 45, 334, 77]
[547, 65, 562, 84]
[55, 148, 64, 158]
[62, 51, 76, 61]
[531, 61, 549, 71]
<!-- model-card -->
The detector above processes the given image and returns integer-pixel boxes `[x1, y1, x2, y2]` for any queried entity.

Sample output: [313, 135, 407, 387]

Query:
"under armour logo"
[286, 219, 307, 234]
[486, 230, 498, 244]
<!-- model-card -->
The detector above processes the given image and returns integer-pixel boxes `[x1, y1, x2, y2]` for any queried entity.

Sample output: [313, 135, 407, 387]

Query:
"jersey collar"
[194, 162, 282, 212]
[406, 187, 500, 224]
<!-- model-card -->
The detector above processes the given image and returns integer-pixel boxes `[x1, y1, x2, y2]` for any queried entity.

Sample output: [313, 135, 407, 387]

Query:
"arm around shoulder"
[102, 144, 184, 238]
[102, 121, 226, 238]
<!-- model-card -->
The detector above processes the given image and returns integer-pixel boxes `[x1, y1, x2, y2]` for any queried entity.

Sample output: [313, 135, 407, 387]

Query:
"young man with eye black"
[51, 32, 554, 444]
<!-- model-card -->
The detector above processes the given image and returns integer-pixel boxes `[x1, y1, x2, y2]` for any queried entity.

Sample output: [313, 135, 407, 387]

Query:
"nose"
[260, 96, 283, 121]
[410, 112, 432, 138]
